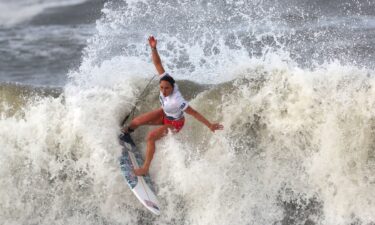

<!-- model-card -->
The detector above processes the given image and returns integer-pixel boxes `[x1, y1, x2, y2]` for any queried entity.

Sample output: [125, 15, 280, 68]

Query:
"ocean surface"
[1, 0, 375, 224]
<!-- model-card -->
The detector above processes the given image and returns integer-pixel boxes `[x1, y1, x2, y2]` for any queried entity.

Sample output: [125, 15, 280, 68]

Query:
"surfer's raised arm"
[148, 36, 165, 76]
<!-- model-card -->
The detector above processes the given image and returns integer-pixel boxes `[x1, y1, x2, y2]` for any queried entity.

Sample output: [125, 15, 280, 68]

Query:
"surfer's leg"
[134, 125, 172, 176]
[126, 108, 164, 131]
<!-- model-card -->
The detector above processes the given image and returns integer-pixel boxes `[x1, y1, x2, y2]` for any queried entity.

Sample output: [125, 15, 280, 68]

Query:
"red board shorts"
[163, 116, 185, 132]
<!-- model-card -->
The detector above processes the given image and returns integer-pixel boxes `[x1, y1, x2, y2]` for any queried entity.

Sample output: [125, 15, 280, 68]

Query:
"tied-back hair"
[159, 73, 175, 87]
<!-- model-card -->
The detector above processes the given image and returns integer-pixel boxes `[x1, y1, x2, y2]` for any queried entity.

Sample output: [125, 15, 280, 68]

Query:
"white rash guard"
[159, 73, 189, 120]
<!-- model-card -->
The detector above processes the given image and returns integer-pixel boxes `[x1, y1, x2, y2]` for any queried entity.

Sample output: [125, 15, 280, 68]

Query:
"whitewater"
[1, 0, 375, 224]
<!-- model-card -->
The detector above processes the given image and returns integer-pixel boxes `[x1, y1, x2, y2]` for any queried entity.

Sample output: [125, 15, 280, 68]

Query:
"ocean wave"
[0, 0, 89, 27]
[2, 0, 375, 224]
[0, 83, 62, 118]
[1, 60, 375, 224]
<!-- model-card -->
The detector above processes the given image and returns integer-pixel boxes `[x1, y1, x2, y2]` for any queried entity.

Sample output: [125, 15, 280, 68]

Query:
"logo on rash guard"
[180, 103, 186, 110]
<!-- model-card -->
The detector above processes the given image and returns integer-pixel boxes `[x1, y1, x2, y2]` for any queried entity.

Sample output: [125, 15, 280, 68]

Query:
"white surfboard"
[119, 133, 161, 215]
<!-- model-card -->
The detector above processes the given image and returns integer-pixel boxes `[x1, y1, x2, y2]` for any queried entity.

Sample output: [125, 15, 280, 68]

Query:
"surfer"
[123, 36, 224, 176]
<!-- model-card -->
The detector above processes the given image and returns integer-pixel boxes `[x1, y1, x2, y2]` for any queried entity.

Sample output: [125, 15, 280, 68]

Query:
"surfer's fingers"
[148, 36, 156, 42]
[214, 123, 224, 129]
[209, 123, 223, 132]
[216, 125, 224, 131]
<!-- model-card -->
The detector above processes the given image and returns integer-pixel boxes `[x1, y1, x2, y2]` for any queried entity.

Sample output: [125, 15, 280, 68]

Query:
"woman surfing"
[122, 36, 224, 176]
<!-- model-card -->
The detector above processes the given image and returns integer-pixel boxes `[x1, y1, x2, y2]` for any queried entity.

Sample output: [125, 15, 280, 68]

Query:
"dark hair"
[159, 74, 175, 87]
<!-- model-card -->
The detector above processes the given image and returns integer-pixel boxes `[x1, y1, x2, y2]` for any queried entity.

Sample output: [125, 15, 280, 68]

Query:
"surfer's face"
[160, 80, 173, 97]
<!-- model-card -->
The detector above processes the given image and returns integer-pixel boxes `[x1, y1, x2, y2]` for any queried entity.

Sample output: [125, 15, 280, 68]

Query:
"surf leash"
[121, 75, 157, 126]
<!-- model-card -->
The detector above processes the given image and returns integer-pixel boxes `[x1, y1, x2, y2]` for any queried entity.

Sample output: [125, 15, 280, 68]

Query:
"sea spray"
[1, 0, 375, 224]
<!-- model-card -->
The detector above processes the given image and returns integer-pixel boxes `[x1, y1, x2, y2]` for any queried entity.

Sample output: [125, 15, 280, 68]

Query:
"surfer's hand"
[148, 36, 157, 49]
[209, 123, 224, 132]
[134, 167, 149, 176]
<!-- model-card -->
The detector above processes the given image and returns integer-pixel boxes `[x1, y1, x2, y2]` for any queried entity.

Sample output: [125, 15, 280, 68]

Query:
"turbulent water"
[1, 0, 375, 224]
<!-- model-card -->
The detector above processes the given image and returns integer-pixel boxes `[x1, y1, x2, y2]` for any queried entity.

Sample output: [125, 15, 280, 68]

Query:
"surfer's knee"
[147, 126, 169, 142]
[130, 117, 142, 128]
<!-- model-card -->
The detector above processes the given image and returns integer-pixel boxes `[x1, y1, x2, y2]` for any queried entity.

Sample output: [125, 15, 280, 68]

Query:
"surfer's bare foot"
[134, 167, 148, 176]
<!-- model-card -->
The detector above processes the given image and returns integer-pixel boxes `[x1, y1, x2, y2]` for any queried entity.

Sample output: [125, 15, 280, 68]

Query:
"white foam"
[1, 0, 375, 224]
[2, 51, 375, 224]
